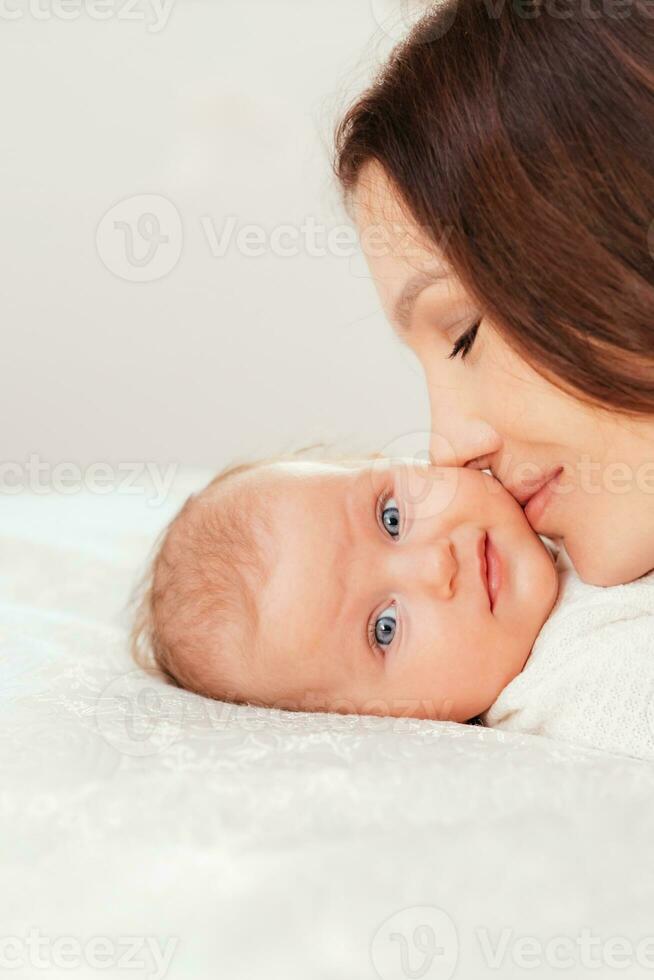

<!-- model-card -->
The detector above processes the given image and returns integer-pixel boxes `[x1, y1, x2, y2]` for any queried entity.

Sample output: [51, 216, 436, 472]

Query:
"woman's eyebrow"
[392, 269, 450, 335]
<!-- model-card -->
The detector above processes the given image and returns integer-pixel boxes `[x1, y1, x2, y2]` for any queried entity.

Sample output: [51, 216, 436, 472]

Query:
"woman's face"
[354, 163, 654, 586]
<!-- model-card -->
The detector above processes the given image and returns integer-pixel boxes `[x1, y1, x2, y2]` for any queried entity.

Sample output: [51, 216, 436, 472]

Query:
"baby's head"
[133, 456, 559, 722]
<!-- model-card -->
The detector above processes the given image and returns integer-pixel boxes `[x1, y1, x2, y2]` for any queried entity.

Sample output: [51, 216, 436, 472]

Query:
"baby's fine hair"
[131, 457, 275, 703]
[131, 443, 368, 703]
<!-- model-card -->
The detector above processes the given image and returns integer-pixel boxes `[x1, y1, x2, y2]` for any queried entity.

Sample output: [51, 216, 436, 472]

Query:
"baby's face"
[232, 459, 559, 721]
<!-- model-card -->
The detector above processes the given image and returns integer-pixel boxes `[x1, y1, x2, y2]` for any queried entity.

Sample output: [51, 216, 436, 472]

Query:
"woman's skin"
[354, 162, 654, 587]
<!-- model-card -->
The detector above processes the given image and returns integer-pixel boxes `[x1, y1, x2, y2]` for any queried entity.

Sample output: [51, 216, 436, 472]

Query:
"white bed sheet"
[2, 471, 654, 980]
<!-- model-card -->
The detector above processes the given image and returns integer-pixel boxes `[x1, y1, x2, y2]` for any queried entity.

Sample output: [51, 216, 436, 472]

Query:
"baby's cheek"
[459, 621, 522, 678]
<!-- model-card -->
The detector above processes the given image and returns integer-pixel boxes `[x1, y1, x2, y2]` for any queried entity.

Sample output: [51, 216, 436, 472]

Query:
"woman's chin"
[563, 539, 647, 588]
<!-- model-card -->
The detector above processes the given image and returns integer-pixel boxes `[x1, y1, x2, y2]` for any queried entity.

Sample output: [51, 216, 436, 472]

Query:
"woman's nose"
[430, 421, 501, 469]
[428, 391, 502, 468]
[389, 538, 457, 598]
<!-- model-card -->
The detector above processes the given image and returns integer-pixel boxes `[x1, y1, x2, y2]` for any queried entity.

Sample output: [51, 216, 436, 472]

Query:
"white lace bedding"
[3, 470, 654, 980]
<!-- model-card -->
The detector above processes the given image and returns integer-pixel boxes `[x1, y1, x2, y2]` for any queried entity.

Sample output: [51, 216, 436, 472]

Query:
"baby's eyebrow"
[341, 478, 358, 549]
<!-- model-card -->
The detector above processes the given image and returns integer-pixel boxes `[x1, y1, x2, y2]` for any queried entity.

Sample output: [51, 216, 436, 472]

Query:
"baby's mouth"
[479, 531, 502, 612]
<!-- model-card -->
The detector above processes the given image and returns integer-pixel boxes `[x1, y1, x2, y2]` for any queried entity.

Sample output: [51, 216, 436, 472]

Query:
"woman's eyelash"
[448, 320, 481, 360]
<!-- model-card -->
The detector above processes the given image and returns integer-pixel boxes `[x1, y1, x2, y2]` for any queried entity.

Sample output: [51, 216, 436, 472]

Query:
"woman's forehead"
[353, 163, 448, 258]
[352, 161, 405, 224]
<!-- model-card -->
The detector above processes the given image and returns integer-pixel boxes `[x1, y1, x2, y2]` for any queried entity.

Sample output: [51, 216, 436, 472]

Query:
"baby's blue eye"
[374, 605, 397, 647]
[381, 496, 400, 537]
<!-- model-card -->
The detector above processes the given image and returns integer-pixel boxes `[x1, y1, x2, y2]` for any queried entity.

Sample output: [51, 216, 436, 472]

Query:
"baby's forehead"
[254, 457, 414, 485]
[263, 460, 357, 478]
[238, 460, 361, 500]
[229, 463, 358, 560]
[240, 458, 437, 517]
[242, 461, 350, 510]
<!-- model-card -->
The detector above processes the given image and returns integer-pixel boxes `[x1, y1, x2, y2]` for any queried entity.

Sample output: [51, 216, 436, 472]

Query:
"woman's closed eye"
[448, 320, 480, 361]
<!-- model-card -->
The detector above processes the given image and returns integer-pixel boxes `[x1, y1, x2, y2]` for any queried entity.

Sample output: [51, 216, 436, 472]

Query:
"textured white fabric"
[484, 559, 654, 761]
[3, 476, 654, 979]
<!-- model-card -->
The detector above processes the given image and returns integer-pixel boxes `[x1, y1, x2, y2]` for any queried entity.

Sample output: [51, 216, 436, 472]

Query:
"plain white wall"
[0, 0, 430, 471]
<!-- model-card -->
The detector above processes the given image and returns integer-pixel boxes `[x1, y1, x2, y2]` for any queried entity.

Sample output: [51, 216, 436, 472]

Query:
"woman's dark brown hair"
[334, 0, 654, 414]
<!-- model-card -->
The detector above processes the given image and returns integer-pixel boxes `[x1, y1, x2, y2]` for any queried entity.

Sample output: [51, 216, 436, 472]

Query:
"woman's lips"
[524, 467, 564, 527]
[479, 532, 502, 612]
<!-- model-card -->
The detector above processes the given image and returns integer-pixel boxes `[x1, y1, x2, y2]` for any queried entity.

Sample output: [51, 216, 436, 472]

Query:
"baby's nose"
[431, 539, 457, 596]
[401, 538, 457, 598]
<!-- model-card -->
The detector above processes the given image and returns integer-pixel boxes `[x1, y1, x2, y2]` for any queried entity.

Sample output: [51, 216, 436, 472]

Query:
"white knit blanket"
[484, 558, 654, 761]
